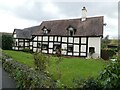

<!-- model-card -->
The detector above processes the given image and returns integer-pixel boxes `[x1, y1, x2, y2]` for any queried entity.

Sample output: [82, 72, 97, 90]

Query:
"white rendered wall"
[49, 36, 53, 41]
[81, 37, 86, 43]
[13, 33, 16, 38]
[81, 45, 86, 52]
[34, 37, 37, 41]
[49, 49, 53, 53]
[62, 37, 67, 42]
[88, 37, 101, 58]
[74, 38, 79, 43]
[38, 36, 42, 41]
[74, 45, 79, 52]
[68, 52, 72, 55]
[68, 37, 73, 43]
[49, 43, 53, 48]
[33, 48, 37, 52]
[30, 42, 32, 45]
[58, 37, 61, 42]
[25, 42, 28, 46]
[43, 36, 48, 41]
[61, 43, 67, 55]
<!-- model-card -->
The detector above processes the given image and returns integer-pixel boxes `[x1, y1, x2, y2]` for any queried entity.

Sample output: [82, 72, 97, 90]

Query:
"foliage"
[2, 34, 13, 50]
[98, 59, 120, 89]
[73, 77, 102, 89]
[106, 48, 116, 58]
[33, 50, 50, 72]
[101, 35, 110, 49]
[101, 48, 116, 60]
[3, 50, 107, 87]
[74, 58, 120, 89]
[2, 54, 55, 89]
[74, 60, 120, 90]
[0, 33, 1, 48]
[55, 80, 65, 88]
[54, 48, 63, 80]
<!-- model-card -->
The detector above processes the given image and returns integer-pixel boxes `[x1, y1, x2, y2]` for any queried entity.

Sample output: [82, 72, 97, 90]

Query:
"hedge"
[2, 54, 55, 89]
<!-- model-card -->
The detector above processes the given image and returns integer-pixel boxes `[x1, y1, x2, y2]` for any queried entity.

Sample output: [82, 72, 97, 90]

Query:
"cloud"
[0, 10, 39, 32]
[0, 0, 118, 39]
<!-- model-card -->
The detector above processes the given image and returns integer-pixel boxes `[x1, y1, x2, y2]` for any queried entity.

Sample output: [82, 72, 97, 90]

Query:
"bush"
[33, 50, 50, 72]
[101, 49, 116, 60]
[98, 59, 120, 89]
[73, 77, 102, 89]
[2, 34, 13, 50]
[74, 58, 120, 89]
[2, 54, 55, 89]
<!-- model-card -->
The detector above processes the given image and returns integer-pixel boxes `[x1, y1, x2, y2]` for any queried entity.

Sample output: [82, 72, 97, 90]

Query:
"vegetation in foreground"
[3, 50, 108, 87]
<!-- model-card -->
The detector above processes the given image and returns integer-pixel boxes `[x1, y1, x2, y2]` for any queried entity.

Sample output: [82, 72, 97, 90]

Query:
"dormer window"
[43, 28, 48, 34]
[67, 26, 76, 36]
[42, 26, 50, 35]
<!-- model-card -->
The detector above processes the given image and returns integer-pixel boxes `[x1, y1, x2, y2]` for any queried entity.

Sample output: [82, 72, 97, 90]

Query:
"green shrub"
[101, 48, 116, 60]
[98, 59, 120, 89]
[73, 77, 102, 89]
[2, 34, 13, 50]
[33, 50, 50, 72]
[2, 55, 55, 89]
[73, 58, 120, 89]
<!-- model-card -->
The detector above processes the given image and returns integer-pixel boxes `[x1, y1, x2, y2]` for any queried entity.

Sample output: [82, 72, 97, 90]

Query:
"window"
[68, 45, 73, 52]
[89, 47, 95, 54]
[67, 26, 76, 36]
[42, 26, 51, 35]
[19, 42, 23, 47]
[53, 44, 61, 51]
[42, 44, 48, 50]
[69, 31, 74, 36]
[43, 28, 48, 34]
[37, 43, 41, 48]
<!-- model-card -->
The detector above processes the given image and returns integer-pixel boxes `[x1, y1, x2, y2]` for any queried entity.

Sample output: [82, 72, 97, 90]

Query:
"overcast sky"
[0, 0, 119, 39]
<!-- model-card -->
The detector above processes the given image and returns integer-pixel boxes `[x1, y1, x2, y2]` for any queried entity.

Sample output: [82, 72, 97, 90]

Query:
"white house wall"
[43, 36, 48, 41]
[13, 33, 16, 38]
[74, 38, 79, 43]
[31, 36, 102, 58]
[49, 43, 53, 48]
[62, 37, 67, 42]
[49, 36, 53, 41]
[81, 37, 86, 44]
[68, 37, 73, 43]
[88, 37, 101, 58]
[12, 31, 32, 50]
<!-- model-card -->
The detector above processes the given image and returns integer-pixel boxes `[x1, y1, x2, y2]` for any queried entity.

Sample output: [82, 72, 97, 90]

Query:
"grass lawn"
[3, 50, 109, 87]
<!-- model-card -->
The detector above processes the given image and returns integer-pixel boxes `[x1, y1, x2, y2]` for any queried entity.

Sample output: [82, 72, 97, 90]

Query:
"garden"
[2, 50, 119, 89]
[1, 34, 120, 89]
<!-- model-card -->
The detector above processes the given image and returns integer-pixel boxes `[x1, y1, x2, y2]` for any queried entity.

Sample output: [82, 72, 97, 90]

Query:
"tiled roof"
[14, 26, 40, 39]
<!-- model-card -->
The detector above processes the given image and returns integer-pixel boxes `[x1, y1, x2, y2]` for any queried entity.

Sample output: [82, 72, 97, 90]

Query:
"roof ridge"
[42, 16, 103, 22]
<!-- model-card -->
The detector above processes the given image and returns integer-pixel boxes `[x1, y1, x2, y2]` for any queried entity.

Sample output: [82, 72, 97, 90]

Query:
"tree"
[2, 34, 13, 50]
[101, 35, 110, 49]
